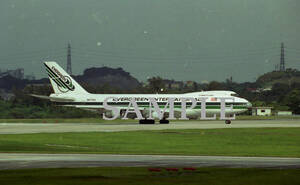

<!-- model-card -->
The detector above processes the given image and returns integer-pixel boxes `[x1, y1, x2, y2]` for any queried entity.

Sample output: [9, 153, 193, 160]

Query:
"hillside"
[256, 69, 300, 86]
[75, 67, 140, 90]
[0, 67, 141, 91]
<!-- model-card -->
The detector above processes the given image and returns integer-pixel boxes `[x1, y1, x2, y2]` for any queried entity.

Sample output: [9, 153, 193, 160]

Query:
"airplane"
[31, 61, 252, 124]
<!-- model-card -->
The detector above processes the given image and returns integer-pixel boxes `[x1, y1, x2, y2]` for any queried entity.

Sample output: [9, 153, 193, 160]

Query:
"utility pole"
[280, 42, 285, 71]
[67, 43, 72, 75]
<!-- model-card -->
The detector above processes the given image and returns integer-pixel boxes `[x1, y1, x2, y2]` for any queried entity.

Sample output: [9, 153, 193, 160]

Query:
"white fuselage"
[51, 90, 251, 118]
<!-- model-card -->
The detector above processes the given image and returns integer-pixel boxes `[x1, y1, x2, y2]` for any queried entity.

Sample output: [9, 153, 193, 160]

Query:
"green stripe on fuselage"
[115, 105, 247, 109]
[58, 102, 247, 110]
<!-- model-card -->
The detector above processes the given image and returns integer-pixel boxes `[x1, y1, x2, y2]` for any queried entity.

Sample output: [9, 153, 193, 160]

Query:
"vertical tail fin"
[44, 61, 89, 94]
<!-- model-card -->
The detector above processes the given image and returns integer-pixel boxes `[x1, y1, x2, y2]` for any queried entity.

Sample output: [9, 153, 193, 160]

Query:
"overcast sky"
[0, 0, 299, 82]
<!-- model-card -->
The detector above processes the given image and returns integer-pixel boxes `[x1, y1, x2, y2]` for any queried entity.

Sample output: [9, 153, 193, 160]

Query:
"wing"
[29, 94, 75, 102]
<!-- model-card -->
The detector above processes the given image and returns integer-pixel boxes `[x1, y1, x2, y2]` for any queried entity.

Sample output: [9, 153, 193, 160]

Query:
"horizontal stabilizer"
[30, 94, 75, 102]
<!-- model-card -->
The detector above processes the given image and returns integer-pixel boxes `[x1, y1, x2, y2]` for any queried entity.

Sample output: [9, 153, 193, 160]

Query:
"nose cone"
[246, 102, 252, 108]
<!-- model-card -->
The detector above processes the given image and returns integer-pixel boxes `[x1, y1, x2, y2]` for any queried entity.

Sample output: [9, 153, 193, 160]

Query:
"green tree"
[284, 89, 300, 114]
[147, 77, 165, 93]
[207, 81, 226, 90]
[271, 83, 291, 103]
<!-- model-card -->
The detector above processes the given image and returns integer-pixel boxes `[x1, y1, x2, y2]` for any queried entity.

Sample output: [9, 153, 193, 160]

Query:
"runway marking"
[45, 144, 90, 149]
[0, 153, 299, 170]
[0, 120, 300, 134]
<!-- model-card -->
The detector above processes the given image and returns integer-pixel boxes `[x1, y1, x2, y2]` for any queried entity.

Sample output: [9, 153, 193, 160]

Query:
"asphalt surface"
[0, 153, 299, 170]
[0, 120, 300, 134]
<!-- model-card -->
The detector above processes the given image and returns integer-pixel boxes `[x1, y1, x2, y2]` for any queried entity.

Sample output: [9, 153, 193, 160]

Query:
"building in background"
[0, 68, 24, 79]
[277, 111, 292, 116]
[0, 89, 14, 101]
[252, 107, 272, 116]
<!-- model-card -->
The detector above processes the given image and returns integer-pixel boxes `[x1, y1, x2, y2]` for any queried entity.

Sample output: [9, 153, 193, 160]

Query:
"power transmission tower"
[67, 43, 72, 75]
[280, 42, 285, 71]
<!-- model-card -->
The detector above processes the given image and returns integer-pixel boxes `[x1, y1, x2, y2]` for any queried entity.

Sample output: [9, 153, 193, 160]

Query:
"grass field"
[0, 128, 300, 157]
[0, 167, 299, 185]
[0, 115, 299, 123]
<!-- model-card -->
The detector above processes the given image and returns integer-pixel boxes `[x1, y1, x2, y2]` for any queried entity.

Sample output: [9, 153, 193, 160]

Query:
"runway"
[0, 120, 300, 134]
[1, 121, 299, 170]
[0, 153, 299, 170]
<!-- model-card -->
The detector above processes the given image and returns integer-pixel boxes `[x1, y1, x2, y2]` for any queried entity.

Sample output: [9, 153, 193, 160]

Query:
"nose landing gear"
[139, 119, 155, 124]
[225, 120, 231, 124]
[138, 119, 170, 124]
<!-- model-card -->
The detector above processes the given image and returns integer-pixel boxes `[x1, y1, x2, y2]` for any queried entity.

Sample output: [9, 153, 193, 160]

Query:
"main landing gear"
[225, 120, 231, 124]
[139, 119, 155, 124]
[159, 119, 169, 124]
[139, 119, 170, 124]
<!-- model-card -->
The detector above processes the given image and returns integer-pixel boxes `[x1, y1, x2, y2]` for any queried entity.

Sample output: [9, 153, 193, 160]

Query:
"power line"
[71, 49, 280, 61]
[71, 54, 279, 66]
[0, 45, 295, 62]
[0, 51, 65, 60]
[0, 45, 299, 70]
[72, 47, 280, 58]
[73, 45, 281, 54]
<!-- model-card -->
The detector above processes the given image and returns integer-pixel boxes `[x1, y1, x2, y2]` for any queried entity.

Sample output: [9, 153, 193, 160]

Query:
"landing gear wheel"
[139, 119, 155, 124]
[225, 120, 231, 124]
[159, 119, 169, 124]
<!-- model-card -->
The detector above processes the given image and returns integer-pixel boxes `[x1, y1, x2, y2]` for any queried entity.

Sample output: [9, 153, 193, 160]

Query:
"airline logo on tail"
[45, 64, 75, 92]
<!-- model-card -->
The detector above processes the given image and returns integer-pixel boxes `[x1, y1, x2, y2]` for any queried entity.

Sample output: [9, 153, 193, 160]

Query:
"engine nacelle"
[151, 112, 160, 119]
[150, 109, 198, 120]
[103, 110, 117, 118]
